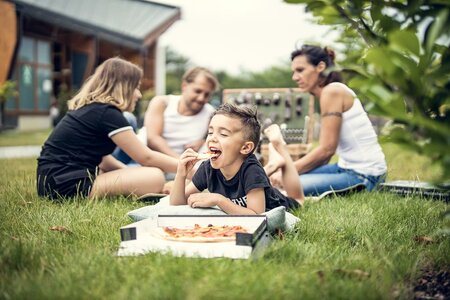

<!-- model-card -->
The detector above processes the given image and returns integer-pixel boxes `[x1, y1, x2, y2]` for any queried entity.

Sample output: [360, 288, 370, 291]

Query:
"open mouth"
[209, 147, 221, 160]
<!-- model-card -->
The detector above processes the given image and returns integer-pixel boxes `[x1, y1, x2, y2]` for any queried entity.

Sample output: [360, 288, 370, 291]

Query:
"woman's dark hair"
[291, 44, 342, 87]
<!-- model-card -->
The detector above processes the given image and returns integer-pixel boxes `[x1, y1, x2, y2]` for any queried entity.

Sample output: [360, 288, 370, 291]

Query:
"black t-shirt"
[38, 103, 132, 172]
[192, 154, 299, 211]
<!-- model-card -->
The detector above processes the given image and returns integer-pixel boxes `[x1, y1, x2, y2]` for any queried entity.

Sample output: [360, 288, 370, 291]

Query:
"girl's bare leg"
[90, 166, 165, 198]
[264, 124, 304, 204]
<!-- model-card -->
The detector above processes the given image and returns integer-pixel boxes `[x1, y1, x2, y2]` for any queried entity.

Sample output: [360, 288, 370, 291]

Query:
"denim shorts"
[299, 163, 386, 197]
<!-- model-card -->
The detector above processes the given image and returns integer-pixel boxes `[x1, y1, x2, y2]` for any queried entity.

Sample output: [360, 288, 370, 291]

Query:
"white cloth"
[138, 95, 214, 154]
[127, 196, 301, 233]
[333, 83, 387, 176]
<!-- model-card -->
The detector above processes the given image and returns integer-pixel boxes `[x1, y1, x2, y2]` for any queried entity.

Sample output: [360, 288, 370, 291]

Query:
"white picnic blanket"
[127, 196, 301, 233]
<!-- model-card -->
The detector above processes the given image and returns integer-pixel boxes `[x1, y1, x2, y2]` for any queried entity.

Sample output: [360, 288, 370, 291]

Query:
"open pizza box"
[117, 215, 272, 259]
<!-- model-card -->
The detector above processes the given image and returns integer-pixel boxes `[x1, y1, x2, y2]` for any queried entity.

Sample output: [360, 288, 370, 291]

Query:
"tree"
[0, 80, 18, 129]
[165, 47, 191, 94]
[217, 65, 296, 90]
[285, 0, 450, 183]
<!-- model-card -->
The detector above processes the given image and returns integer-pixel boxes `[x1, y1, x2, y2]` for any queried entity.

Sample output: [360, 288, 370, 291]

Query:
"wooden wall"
[0, 1, 17, 84]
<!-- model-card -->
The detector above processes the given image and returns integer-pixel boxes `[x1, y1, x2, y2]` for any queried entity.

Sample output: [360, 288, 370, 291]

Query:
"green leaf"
[284, 0, 308, 3]
[425, 8, 449, 54]
[304, 0, 328, 11]
[365, 48, 396, 75]
[315, 5, 345, 24]
[388, 30, 420, 56]
[388, 51, 421, 86]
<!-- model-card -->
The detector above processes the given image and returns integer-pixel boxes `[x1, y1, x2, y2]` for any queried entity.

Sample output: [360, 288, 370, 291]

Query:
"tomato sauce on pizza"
[162, 224, 248, 242]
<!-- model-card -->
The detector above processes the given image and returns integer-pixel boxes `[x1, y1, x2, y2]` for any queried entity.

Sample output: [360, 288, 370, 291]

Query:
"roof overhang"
[11, 0, 181, 50]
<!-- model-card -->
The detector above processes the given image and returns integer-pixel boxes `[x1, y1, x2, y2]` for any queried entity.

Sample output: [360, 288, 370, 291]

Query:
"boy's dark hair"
[291, 44, 342, 87]
[213, 103, 261, 153]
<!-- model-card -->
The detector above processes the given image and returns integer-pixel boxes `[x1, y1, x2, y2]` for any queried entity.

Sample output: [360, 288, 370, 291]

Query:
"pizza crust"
[196, 152, 214, 160]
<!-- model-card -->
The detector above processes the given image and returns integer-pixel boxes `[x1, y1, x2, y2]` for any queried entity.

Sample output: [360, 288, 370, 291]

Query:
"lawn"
[0, 133, 448, 299]
[0, 129, 51, 147]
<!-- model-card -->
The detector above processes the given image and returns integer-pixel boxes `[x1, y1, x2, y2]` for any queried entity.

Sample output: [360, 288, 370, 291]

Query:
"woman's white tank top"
[331, 83, 387, 176]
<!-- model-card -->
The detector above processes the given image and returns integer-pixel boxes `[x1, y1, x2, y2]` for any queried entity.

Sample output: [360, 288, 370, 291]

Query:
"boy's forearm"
[169, 174, 187, 205]
[216, 197, 258, 215]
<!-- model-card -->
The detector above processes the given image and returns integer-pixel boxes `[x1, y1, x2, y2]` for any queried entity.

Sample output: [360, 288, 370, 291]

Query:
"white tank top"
[332, 83, 387, 176]
[163, 95, 215, 155]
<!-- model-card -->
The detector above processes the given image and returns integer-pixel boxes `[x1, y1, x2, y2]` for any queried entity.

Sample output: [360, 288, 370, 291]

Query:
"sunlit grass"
[0, 129, 51, 146]
[0, 158, 448, 299]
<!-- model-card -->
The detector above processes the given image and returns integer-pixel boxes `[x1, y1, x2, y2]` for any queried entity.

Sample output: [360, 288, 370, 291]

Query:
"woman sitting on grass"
[37, 57, 179, 199]
[271, 44, 387, 196]
[170, 103, 304, 215]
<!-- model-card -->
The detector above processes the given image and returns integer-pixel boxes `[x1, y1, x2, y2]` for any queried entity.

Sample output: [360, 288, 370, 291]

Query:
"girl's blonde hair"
[68, 57, 143, 111]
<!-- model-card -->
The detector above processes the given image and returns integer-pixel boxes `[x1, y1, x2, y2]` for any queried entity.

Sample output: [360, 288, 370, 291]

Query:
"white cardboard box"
[117, 215, 272, 259]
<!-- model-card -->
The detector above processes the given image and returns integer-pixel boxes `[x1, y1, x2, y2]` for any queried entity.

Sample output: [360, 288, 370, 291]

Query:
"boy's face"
[206, 114, 252, 170]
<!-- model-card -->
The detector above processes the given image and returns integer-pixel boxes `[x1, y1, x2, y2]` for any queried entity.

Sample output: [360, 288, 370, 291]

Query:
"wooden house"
[0, 0, 180, 130]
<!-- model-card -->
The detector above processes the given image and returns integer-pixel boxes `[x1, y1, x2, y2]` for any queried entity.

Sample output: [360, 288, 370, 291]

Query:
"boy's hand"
[177, 148, 199, 177]
[187, 193, 225, 208]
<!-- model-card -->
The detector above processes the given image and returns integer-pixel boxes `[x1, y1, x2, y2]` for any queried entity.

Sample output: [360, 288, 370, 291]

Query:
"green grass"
[0, 129, 51, 146]
[0, 157, 449, 299]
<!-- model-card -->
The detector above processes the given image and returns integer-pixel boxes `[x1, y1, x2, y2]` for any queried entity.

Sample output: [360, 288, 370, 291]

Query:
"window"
[71, 52, 88, 90]
[8, 36, 52, 113]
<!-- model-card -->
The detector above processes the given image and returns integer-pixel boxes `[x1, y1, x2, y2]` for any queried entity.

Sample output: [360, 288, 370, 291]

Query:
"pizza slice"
[160, 224, 248, 242]
[196, 152, 214, 160]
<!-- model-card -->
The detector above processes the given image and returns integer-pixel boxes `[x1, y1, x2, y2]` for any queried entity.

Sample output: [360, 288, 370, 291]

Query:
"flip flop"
[137, 193, 167, 203]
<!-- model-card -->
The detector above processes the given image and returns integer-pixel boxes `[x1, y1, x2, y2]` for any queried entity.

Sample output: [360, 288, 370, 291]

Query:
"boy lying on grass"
[170, 103, 304, 215]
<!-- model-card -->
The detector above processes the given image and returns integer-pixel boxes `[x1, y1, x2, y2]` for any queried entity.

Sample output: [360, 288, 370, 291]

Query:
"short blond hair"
[68, 57, 143, 111]
[182, 67, 219, 91]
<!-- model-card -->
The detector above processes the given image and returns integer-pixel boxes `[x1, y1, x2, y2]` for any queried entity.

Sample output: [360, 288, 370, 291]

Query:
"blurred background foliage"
[165, 47, 295, 94]
[285, 0, 450, 184]
[0, 80, 18, 127]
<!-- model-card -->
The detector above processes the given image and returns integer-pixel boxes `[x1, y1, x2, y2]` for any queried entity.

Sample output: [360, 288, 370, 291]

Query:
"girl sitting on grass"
[37, 57, 179, 200]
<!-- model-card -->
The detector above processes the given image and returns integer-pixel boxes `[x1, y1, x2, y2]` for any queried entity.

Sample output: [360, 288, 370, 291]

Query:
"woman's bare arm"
[294, 85, 346, 174]
[111, 129, 178, 174]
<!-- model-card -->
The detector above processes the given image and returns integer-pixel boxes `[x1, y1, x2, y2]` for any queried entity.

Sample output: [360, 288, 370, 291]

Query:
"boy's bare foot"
[263, 124, 285, 147]
[264, 143, 285, 177]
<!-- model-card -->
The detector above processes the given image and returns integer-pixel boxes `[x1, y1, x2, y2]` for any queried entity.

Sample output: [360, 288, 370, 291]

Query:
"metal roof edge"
[11, 0, 180, 49]
[133, 0, 181, 11]
[141, 8, 181, 50]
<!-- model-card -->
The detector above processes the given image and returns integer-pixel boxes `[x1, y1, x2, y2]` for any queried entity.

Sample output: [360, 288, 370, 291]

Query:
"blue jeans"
[112, 112, 138, 164]
[300, 163, 386, 196]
